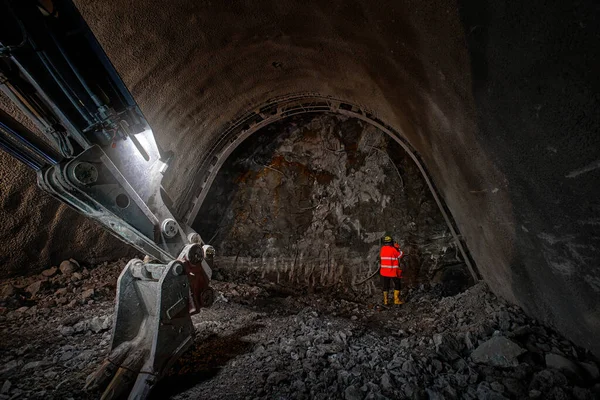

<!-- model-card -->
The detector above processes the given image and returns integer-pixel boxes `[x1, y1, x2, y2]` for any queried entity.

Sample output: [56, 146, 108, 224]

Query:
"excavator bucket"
[85, 244, 214, 399]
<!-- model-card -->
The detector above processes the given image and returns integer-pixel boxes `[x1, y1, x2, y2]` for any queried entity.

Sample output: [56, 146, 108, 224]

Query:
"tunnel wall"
[0, 0, 595, 355]
[458, 0, 600, 355]
[71, 0, 599, 355]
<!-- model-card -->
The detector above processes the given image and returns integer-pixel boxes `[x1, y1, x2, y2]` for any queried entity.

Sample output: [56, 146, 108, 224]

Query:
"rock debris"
[0, 260, 599, 399]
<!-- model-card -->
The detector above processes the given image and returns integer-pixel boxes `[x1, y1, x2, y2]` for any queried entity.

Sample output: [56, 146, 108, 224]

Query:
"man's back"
[380, 244, 401, 277]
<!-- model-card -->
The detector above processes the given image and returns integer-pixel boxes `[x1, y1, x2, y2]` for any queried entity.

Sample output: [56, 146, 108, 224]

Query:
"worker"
[380, 235, 405, 305]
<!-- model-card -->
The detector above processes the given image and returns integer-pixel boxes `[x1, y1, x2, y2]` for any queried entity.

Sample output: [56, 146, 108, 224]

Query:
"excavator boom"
[0, 1, 214, 398]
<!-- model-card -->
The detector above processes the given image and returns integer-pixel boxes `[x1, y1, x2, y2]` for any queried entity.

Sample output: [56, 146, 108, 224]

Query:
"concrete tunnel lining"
[185, 93, 479, 282]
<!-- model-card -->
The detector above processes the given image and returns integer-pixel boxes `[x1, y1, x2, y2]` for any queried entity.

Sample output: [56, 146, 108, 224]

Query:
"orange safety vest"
[380, 245, 404, 278]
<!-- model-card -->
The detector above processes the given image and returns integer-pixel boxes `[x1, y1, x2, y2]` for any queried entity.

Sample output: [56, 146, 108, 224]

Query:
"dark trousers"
[381, 276, 402, 292]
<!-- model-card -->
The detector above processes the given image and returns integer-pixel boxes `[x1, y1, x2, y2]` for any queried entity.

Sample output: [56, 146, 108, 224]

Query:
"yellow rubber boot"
[394, 290, 404, 305]
[383, 291, 389, 305]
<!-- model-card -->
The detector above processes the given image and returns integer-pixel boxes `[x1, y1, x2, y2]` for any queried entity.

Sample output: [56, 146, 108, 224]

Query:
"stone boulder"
[471, 336, 525, 367]
[59, 260, 79, 276]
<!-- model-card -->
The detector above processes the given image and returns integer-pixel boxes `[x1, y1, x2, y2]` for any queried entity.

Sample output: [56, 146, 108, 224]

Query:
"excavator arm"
[0, 1, 214, 398]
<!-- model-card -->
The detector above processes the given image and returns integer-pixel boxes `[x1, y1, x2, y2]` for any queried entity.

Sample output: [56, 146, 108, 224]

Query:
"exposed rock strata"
[196, 114, 469, 294]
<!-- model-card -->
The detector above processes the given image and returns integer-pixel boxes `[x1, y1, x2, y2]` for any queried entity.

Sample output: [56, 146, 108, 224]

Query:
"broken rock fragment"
[544, 353, 595, 383]
[433, 333, 461, 361]
[579, 361, 600, 380]
[87, 315, 112, 333]
[0, 284, 15, 301]
[81, 288, 94, 300]
[21, 360, 49, 371]
[344, 384, 363, 400]
[471, 336, 525, 367]
[71, 272, 83, 281]
[59, 325, 75, 336]
[59, 259, 79, 276]
[0, 360, 22, 379]
[0, 380, 10, 394]
[41, 267, 58, 277]
[266, 371, 288, 385]
[380, 372, 393, 391]
[25, 280, 45, 298]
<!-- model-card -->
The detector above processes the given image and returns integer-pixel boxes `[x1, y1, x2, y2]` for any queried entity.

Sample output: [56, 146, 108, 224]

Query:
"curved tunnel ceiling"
[74, 0, 600, 356]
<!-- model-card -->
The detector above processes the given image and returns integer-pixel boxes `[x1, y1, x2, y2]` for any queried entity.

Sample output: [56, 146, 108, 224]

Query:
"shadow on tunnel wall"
[459, 0, 600, 356]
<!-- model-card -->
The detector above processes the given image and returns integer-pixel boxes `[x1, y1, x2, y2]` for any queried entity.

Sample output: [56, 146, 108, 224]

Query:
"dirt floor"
[1, 260, 599, 400]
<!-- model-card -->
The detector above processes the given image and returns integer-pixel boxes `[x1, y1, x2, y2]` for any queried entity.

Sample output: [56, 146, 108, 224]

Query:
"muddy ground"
[1, 260, 599, 400]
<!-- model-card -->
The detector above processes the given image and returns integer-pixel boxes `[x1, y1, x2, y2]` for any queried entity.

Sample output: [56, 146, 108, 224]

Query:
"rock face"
[196, 114, 471, 294]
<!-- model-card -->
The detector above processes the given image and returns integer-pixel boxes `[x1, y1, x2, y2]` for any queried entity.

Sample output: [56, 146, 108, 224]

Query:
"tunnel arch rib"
[182, 93, 479, 281]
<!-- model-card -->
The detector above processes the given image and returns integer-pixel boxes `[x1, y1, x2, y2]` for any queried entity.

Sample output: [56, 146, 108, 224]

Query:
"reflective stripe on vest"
[381, 245, 403, 277]
[380, 245, 402, 277]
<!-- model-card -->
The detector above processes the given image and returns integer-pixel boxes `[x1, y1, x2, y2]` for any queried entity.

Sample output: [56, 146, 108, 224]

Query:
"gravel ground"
[1, 261, 599, 400]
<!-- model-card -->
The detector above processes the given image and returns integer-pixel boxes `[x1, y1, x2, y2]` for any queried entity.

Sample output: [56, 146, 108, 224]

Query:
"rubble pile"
[175, 282, 600, 400]
[0, 261, 599, 400]
[0, 258, 126, 314]
[0, 259, 127, 399]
